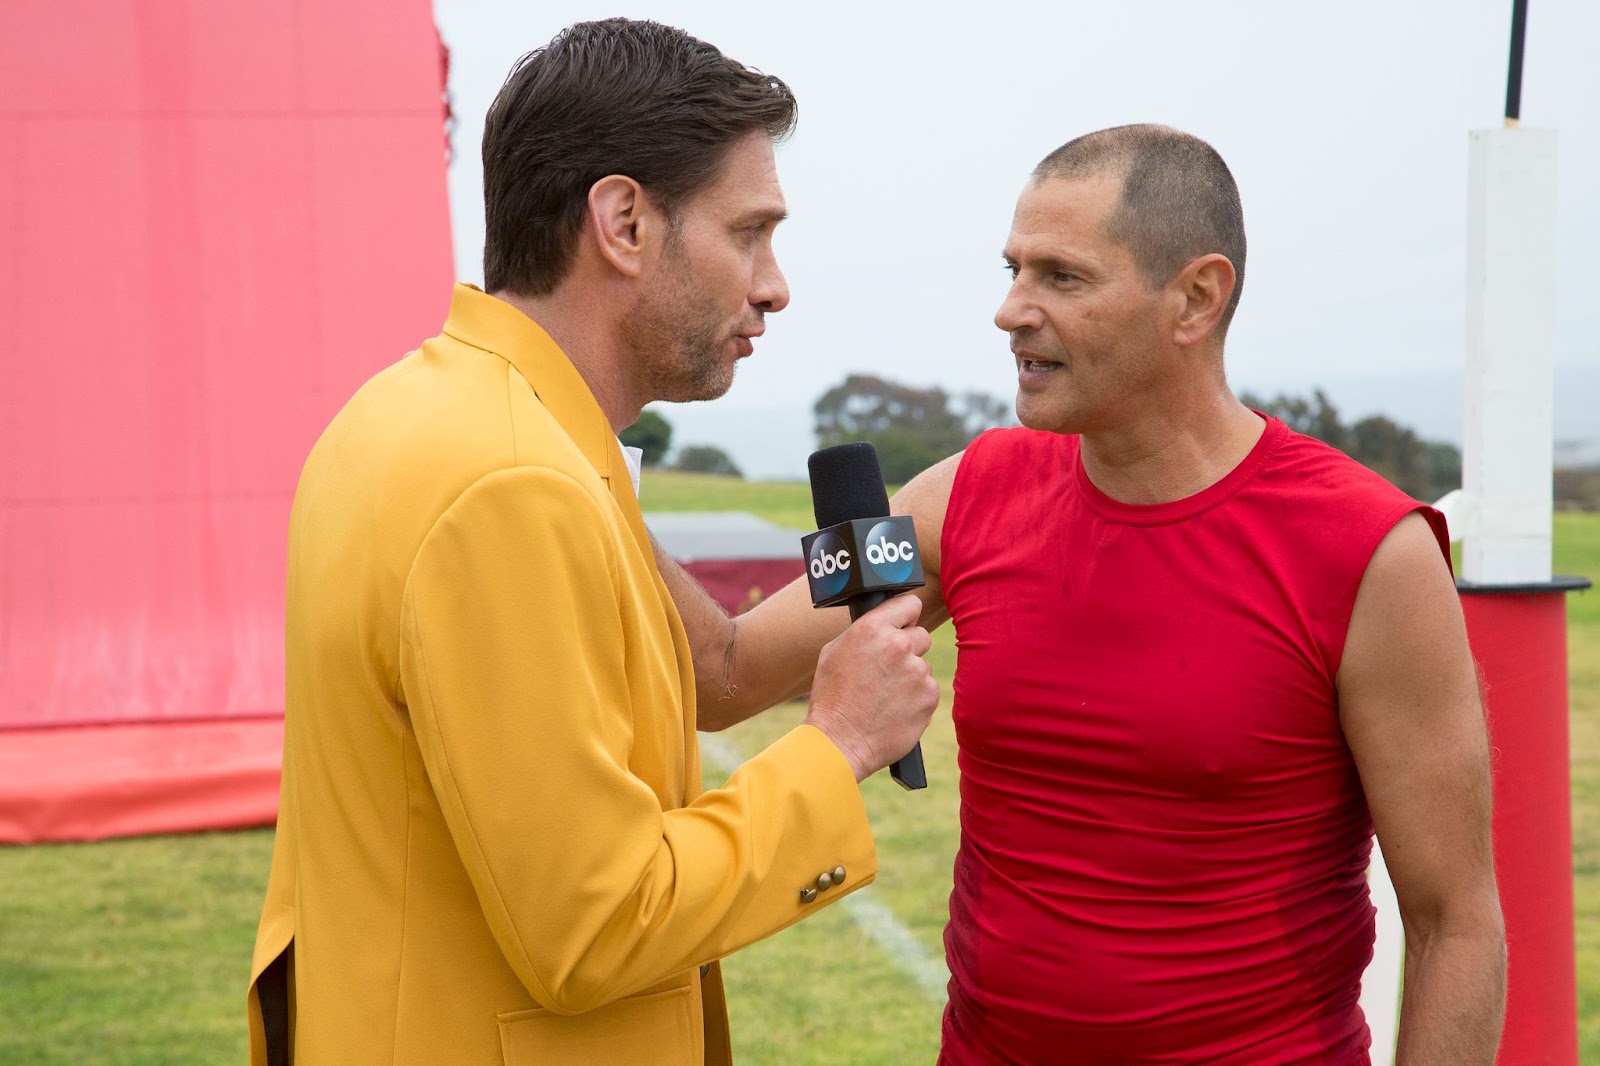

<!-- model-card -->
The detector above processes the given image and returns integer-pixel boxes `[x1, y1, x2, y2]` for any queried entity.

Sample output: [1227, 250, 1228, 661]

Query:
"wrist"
[804, 709, 871, 783]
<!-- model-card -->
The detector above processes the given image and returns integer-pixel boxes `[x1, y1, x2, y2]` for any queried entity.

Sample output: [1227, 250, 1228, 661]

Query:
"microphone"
[802, 442, 928, 791]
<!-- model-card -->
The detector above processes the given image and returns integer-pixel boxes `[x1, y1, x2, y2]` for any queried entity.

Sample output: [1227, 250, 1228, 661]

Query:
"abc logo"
[807, 531, 851, 598]
[863, 521, 916, 583]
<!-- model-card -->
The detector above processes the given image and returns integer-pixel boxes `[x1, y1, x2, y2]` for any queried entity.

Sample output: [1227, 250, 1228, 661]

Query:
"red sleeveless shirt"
[937, 417, 1447, 1065]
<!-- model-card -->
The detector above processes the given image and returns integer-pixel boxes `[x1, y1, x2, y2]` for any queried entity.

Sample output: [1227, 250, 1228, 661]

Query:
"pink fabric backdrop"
[0, 1, 455, 730]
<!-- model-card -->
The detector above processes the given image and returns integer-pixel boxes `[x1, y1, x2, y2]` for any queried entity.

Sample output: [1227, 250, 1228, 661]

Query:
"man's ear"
[1171, 253, 1236, 347]
[586, 174, 665, 279]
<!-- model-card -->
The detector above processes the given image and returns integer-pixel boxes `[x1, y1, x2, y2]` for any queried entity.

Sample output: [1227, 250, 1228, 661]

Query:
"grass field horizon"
[0, 471, 1594, 1063]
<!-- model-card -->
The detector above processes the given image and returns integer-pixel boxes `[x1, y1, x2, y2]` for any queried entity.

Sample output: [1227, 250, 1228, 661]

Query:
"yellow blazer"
[247, 285, 877, 1064]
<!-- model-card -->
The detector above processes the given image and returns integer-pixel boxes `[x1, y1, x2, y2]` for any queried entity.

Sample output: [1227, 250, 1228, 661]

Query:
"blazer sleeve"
[398, 466, 877, 1016]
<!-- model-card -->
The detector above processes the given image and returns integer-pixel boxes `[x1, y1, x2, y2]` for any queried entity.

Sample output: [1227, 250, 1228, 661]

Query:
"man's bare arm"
[654, 452, 961, 731]
[1339, 512, 1505, 1063]
[653, 549, 840, 728]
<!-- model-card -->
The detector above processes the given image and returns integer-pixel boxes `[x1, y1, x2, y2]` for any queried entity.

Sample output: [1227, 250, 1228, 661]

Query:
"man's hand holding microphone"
[799, 442, 937, 788]
[649, 441, 939, 785]
[804, 592, 938, 783]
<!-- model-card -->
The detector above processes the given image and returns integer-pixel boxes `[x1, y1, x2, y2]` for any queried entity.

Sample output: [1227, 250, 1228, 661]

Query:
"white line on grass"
[697, 731, 951, 1005]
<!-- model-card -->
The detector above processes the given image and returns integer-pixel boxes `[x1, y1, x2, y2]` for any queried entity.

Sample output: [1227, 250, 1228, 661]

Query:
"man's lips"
[732, 324, 764, 358]
[1011, 334, 1062, 364]
[1013, 348, 1064, 374]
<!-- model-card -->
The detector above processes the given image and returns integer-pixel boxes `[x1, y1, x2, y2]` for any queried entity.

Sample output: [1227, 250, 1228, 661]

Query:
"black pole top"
[1506, 0, 1529, 122]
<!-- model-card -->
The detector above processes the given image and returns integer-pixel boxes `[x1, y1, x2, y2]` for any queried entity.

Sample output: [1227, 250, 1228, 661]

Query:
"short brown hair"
[482, 19, 798, 297]
[1035, 125, 1247, 334]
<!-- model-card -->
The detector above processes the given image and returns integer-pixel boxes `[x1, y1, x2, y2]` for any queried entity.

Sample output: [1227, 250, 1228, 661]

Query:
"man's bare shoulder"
[1344, 511, 1459, 656]
[889, 451, 964, 576]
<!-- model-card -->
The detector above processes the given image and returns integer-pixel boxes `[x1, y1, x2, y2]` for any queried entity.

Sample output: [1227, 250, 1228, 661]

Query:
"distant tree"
[620, 408, 672, 467]
[672, 444, 743, 478]
[953, 390, 1015, 440]
[1239, 387, 1460, 501]
[1554, 464, 1600, 512]
[1238, 388, 1349, 452]
[813, 374, 1015, 483]
[1422, 441, 1463, 503]
[1349, 415, 1429, 499]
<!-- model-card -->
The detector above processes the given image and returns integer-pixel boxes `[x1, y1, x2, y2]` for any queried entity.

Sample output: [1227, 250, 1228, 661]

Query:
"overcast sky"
[434, 1, 1599, 478]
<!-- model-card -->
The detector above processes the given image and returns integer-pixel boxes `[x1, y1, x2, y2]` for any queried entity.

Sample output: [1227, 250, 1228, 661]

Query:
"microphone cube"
[800, 515, 925, 608]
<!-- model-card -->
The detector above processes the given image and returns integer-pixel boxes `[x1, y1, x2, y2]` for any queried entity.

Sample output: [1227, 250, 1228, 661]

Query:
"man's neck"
[1079, 390, 1265, 506]
[489, 288, 638, 432]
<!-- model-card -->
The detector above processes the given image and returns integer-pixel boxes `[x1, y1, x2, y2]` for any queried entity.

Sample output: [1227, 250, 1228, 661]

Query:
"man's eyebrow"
[736, 207, 788, 227]
[1005, 249, 1093, 274]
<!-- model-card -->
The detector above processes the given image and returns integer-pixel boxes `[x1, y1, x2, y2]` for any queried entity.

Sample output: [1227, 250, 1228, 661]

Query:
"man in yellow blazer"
[246, 19, 940, 1065]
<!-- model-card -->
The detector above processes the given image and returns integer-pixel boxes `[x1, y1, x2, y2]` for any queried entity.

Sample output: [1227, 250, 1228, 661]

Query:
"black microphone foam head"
[808, 442, 891, 528]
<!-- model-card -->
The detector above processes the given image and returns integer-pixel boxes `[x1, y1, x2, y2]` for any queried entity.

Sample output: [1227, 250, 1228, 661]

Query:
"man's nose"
[994, 283, 1040, 333]
[751, 249, 789, 314]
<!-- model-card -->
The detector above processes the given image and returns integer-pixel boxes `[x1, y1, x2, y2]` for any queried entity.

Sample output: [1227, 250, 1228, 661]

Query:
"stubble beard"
[626, 245, 740, 404]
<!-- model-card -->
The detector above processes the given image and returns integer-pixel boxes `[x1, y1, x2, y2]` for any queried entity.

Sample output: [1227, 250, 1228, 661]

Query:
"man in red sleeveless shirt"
[661, 125, 1504, 1063]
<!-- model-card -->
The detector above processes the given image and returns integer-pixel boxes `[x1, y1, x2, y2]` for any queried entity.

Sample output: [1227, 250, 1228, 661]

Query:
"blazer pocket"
[498, 984, 699, 1065]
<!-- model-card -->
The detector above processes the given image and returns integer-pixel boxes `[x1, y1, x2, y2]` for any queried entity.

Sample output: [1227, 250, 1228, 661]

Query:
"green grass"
[0, 478, 1594, 1063]
[711, 639, 963, 1063]
[1555, 513, 1600, 1058]
[0, 830, 274, 1065]
[640, 469, 916, 533]
[648, 473, 960, 1060]
[643, 470, 818, 532]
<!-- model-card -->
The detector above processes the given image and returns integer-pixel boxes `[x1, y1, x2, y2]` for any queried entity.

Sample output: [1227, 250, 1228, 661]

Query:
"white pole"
[1461, 126, 1558, 584]
[1364, 122, 1561, 1066]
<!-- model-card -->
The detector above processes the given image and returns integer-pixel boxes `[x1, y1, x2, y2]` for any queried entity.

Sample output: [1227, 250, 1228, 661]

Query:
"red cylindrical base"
[1459, 589, 1578, 1065]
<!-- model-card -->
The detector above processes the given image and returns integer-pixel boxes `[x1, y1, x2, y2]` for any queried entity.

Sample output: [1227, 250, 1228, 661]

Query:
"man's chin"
[657, 367, 737, 404]
[1015, 397, 1076, 435]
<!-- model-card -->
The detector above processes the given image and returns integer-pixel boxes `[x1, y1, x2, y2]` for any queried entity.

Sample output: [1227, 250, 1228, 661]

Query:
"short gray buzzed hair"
[1034, 124, 1247, 334]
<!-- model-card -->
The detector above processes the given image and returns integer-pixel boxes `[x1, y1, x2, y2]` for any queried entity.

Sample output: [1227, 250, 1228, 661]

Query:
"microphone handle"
[846, 591, 929, 791]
